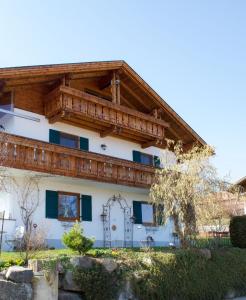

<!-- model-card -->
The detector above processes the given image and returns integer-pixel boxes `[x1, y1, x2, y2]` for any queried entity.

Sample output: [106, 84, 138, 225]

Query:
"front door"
[110, 200, 125, 248]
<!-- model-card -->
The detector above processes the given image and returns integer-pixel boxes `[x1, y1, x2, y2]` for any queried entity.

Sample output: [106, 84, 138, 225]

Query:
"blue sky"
[0, 1, 245, 182]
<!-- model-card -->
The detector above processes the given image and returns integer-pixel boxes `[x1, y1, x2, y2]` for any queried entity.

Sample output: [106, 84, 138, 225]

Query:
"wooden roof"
[236, 177, 246, 189]
[0, 60, 206, 147]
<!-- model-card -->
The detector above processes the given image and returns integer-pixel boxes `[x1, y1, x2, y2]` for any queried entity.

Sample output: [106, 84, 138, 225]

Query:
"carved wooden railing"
[0, 133, 155, 188]
[44, 85, 169, 141]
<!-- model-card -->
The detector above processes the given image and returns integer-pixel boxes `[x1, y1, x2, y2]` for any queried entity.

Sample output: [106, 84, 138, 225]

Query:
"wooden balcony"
[44, 85, 169, 147]
[0, 133, 156, 188]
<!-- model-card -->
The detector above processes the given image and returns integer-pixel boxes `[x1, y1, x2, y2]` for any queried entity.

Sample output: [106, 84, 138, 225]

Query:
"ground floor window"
[58, 192, 80, 221]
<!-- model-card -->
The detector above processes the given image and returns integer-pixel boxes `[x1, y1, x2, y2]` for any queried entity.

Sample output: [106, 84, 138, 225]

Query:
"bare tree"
[149, 140, 242, 248]
[10, 174, 47, 262]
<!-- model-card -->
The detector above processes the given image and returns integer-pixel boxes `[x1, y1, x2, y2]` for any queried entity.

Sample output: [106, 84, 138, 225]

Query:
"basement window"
[58, 192, 80, 221]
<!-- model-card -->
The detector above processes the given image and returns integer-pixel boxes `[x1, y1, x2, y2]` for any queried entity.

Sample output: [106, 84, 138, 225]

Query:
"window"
[60, 132, 79, 149]
[45, 190, 92, 222]
[133, 150, 160, 167]
[133, 201, 154, 225]
[58, 192, 80, 221]
[141, 204, 154, 224]
[140, 153, 153, 166]
[49, 129, 89, 151]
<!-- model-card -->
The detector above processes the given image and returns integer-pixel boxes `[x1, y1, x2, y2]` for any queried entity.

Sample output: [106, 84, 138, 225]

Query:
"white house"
[0, 61, 205, 250]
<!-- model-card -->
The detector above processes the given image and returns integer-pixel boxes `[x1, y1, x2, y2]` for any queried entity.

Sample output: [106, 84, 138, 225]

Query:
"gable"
[0, 60, 205, 148]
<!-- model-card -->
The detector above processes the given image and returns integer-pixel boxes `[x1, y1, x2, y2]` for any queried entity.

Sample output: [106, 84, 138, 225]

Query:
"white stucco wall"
[0, 173, 174, 250]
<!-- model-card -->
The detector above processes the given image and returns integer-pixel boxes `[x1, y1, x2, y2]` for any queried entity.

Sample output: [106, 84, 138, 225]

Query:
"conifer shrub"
[62, 222, 94, 255]
[230, 215, 246, 248]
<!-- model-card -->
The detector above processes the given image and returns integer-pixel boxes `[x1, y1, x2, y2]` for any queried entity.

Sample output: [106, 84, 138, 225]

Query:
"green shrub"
[62, 222, 94, 255]
[73, 262, 122, 300]
[230, 215, 246, 248]
[0, 258, 25, 270]
[132, 249, 246, 300]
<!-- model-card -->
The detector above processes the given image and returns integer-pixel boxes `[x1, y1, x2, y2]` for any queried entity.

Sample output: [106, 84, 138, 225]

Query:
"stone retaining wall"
[0, 256, 245, 300]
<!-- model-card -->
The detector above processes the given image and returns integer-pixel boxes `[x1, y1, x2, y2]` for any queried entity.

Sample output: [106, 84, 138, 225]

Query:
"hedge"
[230, 215, 246, 248]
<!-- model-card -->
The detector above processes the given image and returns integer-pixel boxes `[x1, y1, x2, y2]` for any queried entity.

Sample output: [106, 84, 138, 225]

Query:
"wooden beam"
[120, 94, 136, 109]
[100, 125, 122, 138]
[111, 71, 117, 103]
[141, 139, 164, 149]
[115, 73, 120, 105]
[121, 81, 149, 110]
[0, 80, 5, 97]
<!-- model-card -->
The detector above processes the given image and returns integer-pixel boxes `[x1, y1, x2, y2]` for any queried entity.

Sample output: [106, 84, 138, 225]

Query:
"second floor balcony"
[44, 85, 169, 148]
[0, 133, 156, 188]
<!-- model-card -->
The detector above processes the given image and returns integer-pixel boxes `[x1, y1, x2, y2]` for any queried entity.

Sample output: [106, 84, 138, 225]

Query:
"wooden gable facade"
[0, 61, 205, 149]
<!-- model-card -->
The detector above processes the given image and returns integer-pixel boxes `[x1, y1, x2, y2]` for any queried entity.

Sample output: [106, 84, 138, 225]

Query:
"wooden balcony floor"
[0, 133, 156, 188]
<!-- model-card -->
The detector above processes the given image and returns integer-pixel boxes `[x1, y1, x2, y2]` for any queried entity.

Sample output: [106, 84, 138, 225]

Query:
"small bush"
[62, 222, 94, 255]
[230, 216, 246, 248]
[73, 262, 122, 300]
[0, 258, 25, 270]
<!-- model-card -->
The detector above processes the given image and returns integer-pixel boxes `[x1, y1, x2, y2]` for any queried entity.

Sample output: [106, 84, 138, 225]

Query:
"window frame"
[59, 132, 79, 149]
[140, 152, 154, 166]
[58, 191, 80, 222]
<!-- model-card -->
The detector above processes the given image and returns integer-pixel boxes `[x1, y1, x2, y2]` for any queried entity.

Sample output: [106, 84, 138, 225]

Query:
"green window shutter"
[133, 150, 141, 163]
[80, 137, 89, 151]
[81, 195, 92, 221]
[49, 129, 60, 145]
[133, 201, 142, 224]
[45, 190, 58, 219]
[154, 155, 161, 168]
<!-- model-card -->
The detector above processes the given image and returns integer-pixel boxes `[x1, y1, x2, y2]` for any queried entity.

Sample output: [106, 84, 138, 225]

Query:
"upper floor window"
[133, 150, 160, 167]
[60, 132, 79, 148]
[49, 129, 89, 151]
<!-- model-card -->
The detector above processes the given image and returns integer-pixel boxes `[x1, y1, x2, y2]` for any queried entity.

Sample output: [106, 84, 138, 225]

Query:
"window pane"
[60, 133, 78, 148]
[141, 204, 153, 223]
[140, 153, 153, 166]
[58, 194, 78, 219]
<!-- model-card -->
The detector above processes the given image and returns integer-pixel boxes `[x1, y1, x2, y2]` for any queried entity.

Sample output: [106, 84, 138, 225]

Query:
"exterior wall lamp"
[101, 144, 107, 151]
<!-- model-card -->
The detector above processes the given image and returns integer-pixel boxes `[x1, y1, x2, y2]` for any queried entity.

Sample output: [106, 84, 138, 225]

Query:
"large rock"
[58, 290, 83, 300]
[0, 279, 32, 300]
[32, 271, 58, 300]
[62, 270, 82, 292]
[5, 266, 33, 283]
[28, 259, 45, 272]
[70, 256, 93, 269]
[118, 280, 137, 300]
[101, 258, 118, 273]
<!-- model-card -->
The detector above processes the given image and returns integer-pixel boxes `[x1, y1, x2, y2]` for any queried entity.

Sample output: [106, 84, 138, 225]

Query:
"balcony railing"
[44, 85, 169, 143]
[0, 133, 155, 188]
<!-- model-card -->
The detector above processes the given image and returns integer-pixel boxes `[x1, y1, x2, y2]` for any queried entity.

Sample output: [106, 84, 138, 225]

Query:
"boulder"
[199, 248, 212, 260]
[70, 256, 93, 269]
[101, 258, 118, 273]
[28, 259, 44, 272]
[0, 279, 32, 300]
[0, 270, 6, 280]
[62, 270, 82, 292]
[224, 289, 237, 299]
[118, 280, 137, 300]
[5, 266, 33, 283]
[58, 290, 83, 300]
[32, 271, 58, 300]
